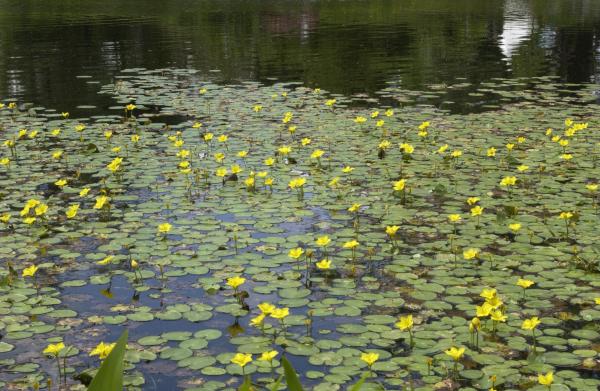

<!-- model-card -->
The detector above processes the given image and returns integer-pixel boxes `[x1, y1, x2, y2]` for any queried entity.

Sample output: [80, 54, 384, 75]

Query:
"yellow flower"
[43, 342, 65, 356]
[23, 217, 36, 225]
[551, 135, 561, 142]
[509, 223, 521, 232]
[107, 157, 123, 172]
[264, 157, 275, 166]
[0, 213, 10, 223]
[278, 145, 292, 155]
[386, 225, 400, 237]
[343, 240, 359, 249]
[463, 248, 479, 260]
[538, 372, 554, 386]
[378, 140, 391, 150]
[79, 188, 91, 197]
[204, 133, 214, 142]
[0, 157, 10, 166]
[104, 131, 113, 140]
[329, 177, 340, 187]
[521, 317, 541, 330]
[75, 124, 86, 133]
[486, 147, 496, 157]
[311, 149, 325, 159]
[469, 317, 481, 332]
[559, 211, 573, 220]
[51, 128, 61, 136]
[342, 166, 354, 173]
[487, 295, 503, 309]
[227, 276, 246, 289]
[259, 350, 278, 362]
[218, 135, 228, 143]
[199, 88, 207, 94]
[216, 167, 228, 178]
[282, 112, 293, 124]
[250, 313, 266, 326]
[559, 139, 569, 147]
[476, 303, 493, 317]
[22, 265, 39, 277]
[465, 197, 480, 206]
[231, 164, 242, 174]
[270, 307, 290, 319]
[66, 204, 79, 219]
[418, 121, 430, 130]
[470, 206, 484, 216]
[111, 146, 122, 153]
[517, 136, 526, 143]
[448, 214, 461, 223]
[97, 256, 114, 265]
[237, 150, 248, 158]
[437, 144, 449, 154]
[244, 177, 255, 188]
[444, 346, 465, 361]
[371, 111, 379, 118]
[354, 116, 367, 124]
[258, 302, 276, 314]
[214, 152, 225, 163]
[131, 259, 138, 269]
[179, 161, 190, 169]
[316, 236, 331, 247]
[288, 247, 304, 259]
[192, 122, 202, 129]
[595, 298, 600, 305]
[360, 352, 379, 367]
[560, 153, 573, 160]
[288, 178, 306, 189]
[565, 118, 573, 127]
[506, 143, 515, 151]
[158, 223, 172, 233]
[480, 288, 497, 300]
[348, 203, 361, 213]
[393, 179, 406, 191]
[55, 179, 68, 187]
[265, 178, 274, 186]
[376, 120, 385, 127]
[90, 342, 116, 360]
[490, 310, 507, 322]
[325, 99, 336, 107]
[399, 143, 414, 154]
[517, 278, 534, 289]
[125, 104, 136, 111]
[253, 105, 262, 112]
[94, 195, 109, 209]
[499, 176, 517, 186]
[396, 314, 413, 331]
[35, 203, 48, 216]
[316, 259, 331, 269]
[52, 151, 63, 159]
[301, 138, 311, 146]
[517, 165, 529, 172]
[231, 353, 252, 367]
[450, 150, 462, 158]
[586, 183, 598, 191]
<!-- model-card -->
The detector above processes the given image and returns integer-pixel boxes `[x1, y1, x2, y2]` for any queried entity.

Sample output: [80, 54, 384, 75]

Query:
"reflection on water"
[1, 0, 600, 110]
[500, 0, 534, 61]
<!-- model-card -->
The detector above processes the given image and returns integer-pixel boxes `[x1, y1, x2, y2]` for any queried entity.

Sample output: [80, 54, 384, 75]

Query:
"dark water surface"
[2, 0, 600, 111]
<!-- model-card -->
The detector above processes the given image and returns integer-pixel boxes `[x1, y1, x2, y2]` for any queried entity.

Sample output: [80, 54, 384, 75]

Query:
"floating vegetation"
[1, 68, 600, 390]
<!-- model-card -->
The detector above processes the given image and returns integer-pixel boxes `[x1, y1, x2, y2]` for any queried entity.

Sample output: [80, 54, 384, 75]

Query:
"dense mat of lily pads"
[1, 69, 600, 390]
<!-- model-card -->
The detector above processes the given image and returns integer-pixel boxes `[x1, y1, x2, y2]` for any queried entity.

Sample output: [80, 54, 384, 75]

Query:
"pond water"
[1, 1, 600, 391]
[2, 0, 600, 112]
